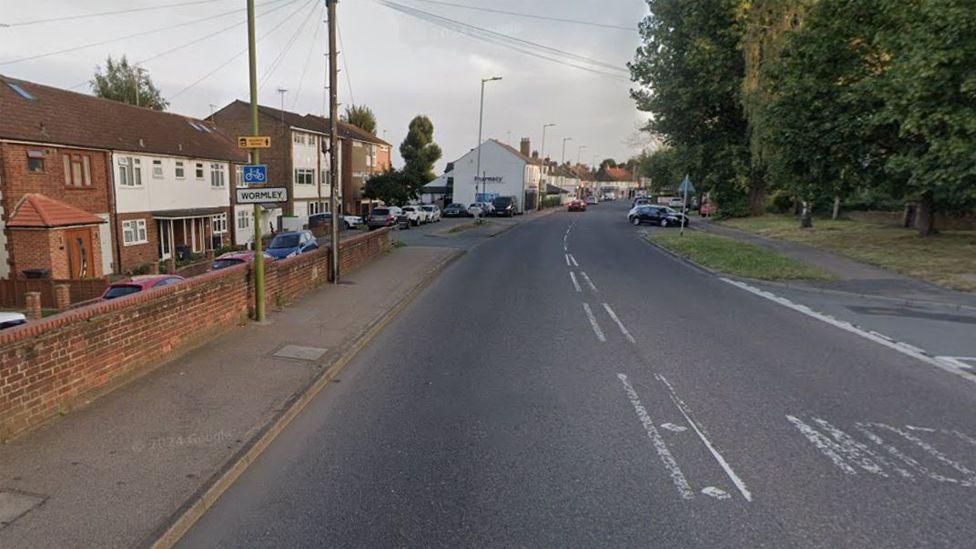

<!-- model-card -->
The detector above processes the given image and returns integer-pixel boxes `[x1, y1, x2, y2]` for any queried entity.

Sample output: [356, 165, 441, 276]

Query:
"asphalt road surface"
[180, 201, 976, 548]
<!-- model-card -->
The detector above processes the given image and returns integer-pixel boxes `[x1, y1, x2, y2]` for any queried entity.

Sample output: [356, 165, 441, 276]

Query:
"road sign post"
[245, 0, 266, 322]
[678, 174, 695, 236]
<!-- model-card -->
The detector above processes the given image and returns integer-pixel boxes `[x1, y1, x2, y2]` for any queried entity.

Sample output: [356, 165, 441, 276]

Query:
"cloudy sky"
[0, 0, 651, 171]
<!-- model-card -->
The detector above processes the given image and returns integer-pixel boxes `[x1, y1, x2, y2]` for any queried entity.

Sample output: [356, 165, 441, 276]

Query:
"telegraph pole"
[247, 0, 266, 322]
[327, 0, 340, 283]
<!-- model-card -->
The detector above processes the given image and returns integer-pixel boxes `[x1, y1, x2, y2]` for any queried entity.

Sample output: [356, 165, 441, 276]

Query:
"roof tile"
[7, 194, 106, 228]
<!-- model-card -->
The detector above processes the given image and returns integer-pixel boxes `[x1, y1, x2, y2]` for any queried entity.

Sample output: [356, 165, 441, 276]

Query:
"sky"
[0, 0, 652, 172]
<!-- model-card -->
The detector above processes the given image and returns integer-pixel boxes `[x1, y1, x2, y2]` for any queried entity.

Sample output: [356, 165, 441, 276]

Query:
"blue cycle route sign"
[241, 164, 268, 185]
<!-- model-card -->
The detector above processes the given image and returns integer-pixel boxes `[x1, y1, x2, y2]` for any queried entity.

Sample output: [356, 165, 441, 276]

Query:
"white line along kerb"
[603, 303, 636, 343]
[656, 373, 753, 502]
[720, 278, 976, 384]
[582, 303, 606, 342]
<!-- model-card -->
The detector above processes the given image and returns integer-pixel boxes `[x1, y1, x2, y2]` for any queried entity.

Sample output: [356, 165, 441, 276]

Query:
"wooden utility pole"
[247, 0, 266, 321]
[327, 0, 340, 283]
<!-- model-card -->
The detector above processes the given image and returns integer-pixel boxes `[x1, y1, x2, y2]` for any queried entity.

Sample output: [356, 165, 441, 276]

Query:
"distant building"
[449, 138, 543, 211]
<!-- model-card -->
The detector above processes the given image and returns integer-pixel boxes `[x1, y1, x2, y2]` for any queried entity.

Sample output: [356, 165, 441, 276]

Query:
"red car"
[211, 251, 274, 271]
[101, 274, 186, 300]
[567, 199, 587, 212]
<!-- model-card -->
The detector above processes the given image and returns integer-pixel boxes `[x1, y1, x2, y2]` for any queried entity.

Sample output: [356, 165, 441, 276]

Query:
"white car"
[668, 198, 686, 210]
[400, 205, 425, 226]
[0, 311, 27, 330]
[420, 204, 441, 222]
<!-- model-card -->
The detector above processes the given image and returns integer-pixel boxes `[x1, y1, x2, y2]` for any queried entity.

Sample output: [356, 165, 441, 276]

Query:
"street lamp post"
[577, 145, 586, 165]
[561, 137, 573, 166]
[539, 123, 555, 209]
[476, 76, 502, 201]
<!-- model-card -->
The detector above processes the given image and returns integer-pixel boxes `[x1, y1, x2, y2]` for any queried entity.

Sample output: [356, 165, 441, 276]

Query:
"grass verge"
[446, 219, 489, 234]
[720, 214, 976, 292]
[647, 231, 833, 281]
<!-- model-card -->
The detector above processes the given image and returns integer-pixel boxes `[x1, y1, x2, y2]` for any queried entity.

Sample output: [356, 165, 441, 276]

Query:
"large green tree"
[90, 55, 168, 110]
[399, 115, 442, 193]
[630, 0, 753, 217]
[363, 169, 411, 206]
[342, 104, 377, 135]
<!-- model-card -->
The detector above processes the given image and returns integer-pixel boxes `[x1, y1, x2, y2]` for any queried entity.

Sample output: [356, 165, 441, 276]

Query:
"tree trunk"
[915, 190, 936, 236]
[747, 180, 766, 217]
[831, 196, 841, 220]
[800, 201, 813, 228]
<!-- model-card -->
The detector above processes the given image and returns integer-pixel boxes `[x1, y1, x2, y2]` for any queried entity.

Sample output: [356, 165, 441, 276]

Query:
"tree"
[630, 0, 752, 217]
[599, 158, 618, 171]
[90, 55, 168, 110]
[399, 115, 442, 195]
[342, 104, 377, 135]
[637, 148, 683, 192]
[363, 169, 411, 206]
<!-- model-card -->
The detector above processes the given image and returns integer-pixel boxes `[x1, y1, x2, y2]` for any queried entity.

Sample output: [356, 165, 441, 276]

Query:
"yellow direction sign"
[237, 136, 271, 148]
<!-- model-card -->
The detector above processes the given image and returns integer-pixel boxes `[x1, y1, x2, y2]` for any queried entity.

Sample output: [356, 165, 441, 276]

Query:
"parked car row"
[628, 204, 690, 227]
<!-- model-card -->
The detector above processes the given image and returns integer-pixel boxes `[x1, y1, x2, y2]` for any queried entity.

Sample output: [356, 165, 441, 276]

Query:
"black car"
[491, 196, 520, 217]
[443, 203, 470, 217]
[629, 205, 688, 227]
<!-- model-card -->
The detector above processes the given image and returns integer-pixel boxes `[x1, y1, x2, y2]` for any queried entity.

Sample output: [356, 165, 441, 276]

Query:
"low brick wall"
[0, 228, 390, 440]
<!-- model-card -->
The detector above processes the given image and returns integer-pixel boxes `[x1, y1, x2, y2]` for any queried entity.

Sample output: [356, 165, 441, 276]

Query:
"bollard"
[25, 291, 42, 320]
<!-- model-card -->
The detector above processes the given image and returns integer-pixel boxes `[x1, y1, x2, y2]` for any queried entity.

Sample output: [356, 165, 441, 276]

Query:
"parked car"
[602, 193, 614, 201]
[101, 275, 186, 300]
[308, 212, 364, 230]
[420, 204, 441, 222]
[368, 207, 409, 230]
[472, 201, 495, 217]
[401, 205, 425, 226]
[0, 311, 27, 330]
[266, 230, 319, 259]
[491, 196, 520, 217]
[443, 203, 469, 218]
[211, 251, 274, 271]
[668, 198, 686, 210]
[585, 195, 598, 205]
[567, 199, 587, 212]
[628, 205, 689, 227]
[632, 197, 652, 208]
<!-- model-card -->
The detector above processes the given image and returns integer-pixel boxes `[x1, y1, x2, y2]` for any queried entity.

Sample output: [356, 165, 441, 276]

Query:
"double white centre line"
[579, 271, 597, 292]
[569, 272, 582, 293]
[603, 303, 636, 343]
[582, 303, 606, 342]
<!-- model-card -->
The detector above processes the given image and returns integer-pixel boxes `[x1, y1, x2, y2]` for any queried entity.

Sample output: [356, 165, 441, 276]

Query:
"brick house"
[0, 75, 246, 278]
[213, 101, 393, 229]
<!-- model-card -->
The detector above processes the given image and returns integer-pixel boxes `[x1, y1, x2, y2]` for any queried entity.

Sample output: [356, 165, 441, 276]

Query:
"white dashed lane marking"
[579, 271, 597, 291]
[602, 303, 635, 343]
[569, 272, 582, 293]
[582, 303, 606, 342]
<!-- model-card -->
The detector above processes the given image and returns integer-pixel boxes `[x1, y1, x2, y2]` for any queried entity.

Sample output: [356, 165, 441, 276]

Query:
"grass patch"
[391, 240, 407, 248]
[721, 214, 976, 292]
[647, 231, 833, 281]
[446, 219, 488, 234]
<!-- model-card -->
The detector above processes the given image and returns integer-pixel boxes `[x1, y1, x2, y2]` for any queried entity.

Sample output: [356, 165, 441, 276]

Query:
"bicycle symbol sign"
[241, 165, 268, 185]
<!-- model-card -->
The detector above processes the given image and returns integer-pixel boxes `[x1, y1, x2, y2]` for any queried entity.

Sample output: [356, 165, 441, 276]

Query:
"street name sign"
[237, 136, 271, 148]
[236, 187, 287, 203]
[241, 164, 268, 185]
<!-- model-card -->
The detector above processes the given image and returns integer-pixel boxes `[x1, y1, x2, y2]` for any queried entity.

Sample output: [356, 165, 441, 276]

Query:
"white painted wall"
[451, 141, 529, 210]
[290, 129, 340, 227]
[97, 213, 112, 274]
[234, 204, 282, 246]
[112, 151, 231, 213]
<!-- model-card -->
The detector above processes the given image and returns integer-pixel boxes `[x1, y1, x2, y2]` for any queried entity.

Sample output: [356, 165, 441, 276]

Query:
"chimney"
[531, 150, 539, 159]
[520, 137, 530, 157]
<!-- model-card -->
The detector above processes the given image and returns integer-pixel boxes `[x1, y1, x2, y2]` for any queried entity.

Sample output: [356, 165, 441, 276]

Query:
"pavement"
[0, 244, 460, 548]
[178, 200, 976, 547]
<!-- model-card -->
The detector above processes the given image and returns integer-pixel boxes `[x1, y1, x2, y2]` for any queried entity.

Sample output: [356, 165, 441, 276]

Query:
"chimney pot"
[519, 137, 531, 157]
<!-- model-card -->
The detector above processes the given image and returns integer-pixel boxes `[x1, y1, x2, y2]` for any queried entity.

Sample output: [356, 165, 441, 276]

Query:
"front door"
[158, 220, 172, 259]
[65, 227, 95, 279]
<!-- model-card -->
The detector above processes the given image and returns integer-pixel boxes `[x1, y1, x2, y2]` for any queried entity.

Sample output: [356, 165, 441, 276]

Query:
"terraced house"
[0, 75, 246, 282]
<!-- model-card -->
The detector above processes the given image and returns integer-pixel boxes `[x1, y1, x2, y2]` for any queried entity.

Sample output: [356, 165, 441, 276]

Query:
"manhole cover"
[272, 345, 328, 361]
[0, 490, 45, 528]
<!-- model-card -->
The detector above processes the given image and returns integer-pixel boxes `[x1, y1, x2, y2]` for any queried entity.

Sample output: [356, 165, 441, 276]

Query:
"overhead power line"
[337, 23, 354, 107]
[259, 0, 320, 90]
[0, 0, 282, 67]
[405, 0, 637, 32]
[375, 0, 630, 80]
[292, 3, 325, 109]
[168, 0, 314, 101]
[0, 0, 231, 28]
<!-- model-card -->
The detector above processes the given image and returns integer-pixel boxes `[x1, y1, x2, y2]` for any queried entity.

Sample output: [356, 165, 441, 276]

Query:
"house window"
[175, 161, 185, 179]
[195, 162, 204, 179]
[294, 168, 314, 185]
[293, 133, 305, 144]
[212, 213, 228, 234]
[235, 165, 244, 187]
[117, 157, 142, 187]
[307, 202, 326, 216]
[62, 153, 91, 187]
[122, 219, 148, 245]
[237, 208, 251, 229]
[308, 135, 316, 145]
[27, 150, 45, 172]
[152, 159, 163, 178]
[210, 163, 226, 187]
[320, 170, 327, 186]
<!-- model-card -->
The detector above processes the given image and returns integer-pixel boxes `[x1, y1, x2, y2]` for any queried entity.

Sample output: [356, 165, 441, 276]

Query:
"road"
[180, 201, 976, 547]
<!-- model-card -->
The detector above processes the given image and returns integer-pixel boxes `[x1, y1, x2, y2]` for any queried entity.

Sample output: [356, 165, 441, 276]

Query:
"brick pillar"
[25, 291, 42, 320]
[206, 249, 215, 261]
[149, 261, 160, 274]
[54, 284, 71, 310]
[165, 257, 176, 274]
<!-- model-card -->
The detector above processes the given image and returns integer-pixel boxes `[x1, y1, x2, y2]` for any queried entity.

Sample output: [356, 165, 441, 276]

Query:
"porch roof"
[152, 207, 226, 220]
[7, 193, 106, 228]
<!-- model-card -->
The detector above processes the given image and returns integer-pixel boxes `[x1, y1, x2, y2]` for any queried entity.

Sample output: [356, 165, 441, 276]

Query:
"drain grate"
[272, 344, 328, 362]
[0, 490, 46, 528]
